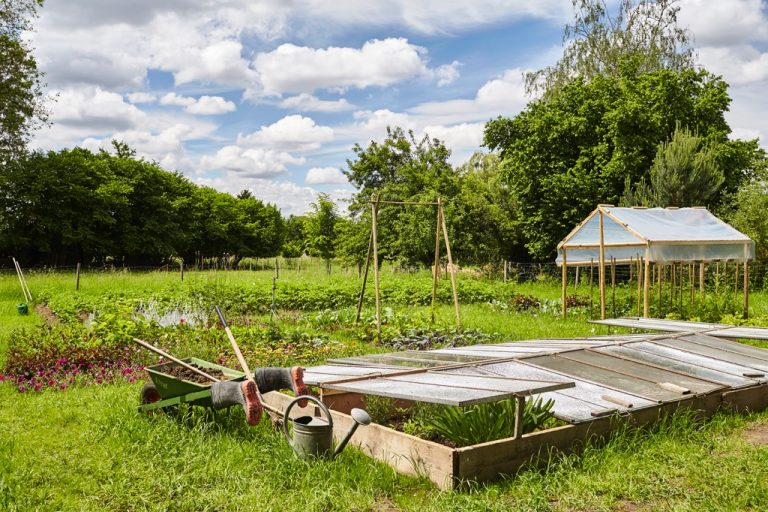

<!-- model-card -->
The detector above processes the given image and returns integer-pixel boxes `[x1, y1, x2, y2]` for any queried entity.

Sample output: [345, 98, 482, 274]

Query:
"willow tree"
[525, 0, 694, 97]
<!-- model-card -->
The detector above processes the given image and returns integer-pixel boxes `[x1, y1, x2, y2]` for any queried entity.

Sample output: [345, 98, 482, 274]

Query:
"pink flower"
[18, 385, 26, 393]
[33, 383, 42, 392]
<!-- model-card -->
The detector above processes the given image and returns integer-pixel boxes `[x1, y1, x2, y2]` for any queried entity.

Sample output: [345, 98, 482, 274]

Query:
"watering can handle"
[282, 395, 333, 443]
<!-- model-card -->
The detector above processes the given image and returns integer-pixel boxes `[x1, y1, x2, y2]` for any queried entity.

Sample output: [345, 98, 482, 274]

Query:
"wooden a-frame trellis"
[354, 196, 461, 344]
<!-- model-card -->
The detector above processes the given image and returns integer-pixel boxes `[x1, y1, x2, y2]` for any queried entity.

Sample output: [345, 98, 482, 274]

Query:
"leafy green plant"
[425, 396, 556, 447]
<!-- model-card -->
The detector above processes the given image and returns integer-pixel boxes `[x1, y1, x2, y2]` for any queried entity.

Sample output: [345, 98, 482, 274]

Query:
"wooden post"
[431, 203, 442, 325]
[574, 265, 580, 293]
[355, 231, 373, 324]
[598, 208, 606, 320]
[371, 200, 382, 344]
[689, 263, 694, 306]
[76, 262, 81, 291]
[276, 258, 280, 279]
[561, 249, 568, 319]
[643, 251, 650, 318]
[610, 256, 616, 319]
[744, 243, 750, 319]
[439, 201, 461, 330]
[657, 263, 663, 316]
[636, 257, 642, 317]
[503, 260, 508, 283]
[735, 262, 739, 294]
[699, 262, 705, 301]
[180, 260, 184, 282]
[589, 258, 594, 316]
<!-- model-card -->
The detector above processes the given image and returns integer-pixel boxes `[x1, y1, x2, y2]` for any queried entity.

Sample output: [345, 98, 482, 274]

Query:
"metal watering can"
[282, 395, 371, 459]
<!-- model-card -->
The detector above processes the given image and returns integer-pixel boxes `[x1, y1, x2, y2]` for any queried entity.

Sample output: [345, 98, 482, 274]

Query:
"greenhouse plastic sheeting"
[556, 207, 754, 265]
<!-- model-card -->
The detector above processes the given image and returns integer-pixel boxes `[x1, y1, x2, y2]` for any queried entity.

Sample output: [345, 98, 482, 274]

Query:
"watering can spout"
[333, 408, 372, 457]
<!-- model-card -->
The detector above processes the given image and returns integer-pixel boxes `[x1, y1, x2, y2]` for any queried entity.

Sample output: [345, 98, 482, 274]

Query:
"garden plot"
[290, 329, 768, 488]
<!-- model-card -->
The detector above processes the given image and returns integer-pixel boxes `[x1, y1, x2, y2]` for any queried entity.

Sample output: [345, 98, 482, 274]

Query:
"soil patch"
[372, 498, 399, 512]
[743, 422, 768, 446]
[35, 303, 60, 326]
[161, 363, 228, 383]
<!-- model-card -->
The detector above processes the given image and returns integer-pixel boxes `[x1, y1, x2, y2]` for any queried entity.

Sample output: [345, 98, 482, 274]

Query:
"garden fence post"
[76, 262, 81, 291]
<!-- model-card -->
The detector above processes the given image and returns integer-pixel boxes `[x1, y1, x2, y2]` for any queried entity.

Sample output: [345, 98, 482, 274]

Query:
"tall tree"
[345, 127, 459, 267]
[526, 0, 694, 97]
[0, 0, 48, 162]
[623, 125, 724, 207]
[484, 67, 758, 260]
[305, 194, 339, 267]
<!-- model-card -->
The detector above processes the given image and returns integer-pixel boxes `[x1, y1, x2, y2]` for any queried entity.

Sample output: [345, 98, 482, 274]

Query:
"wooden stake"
[744, 243, 750, 319]
[76, 262, 81, 291]
[180, 260, 184, 282]
[699, 262, 705, 301]
[636, 257, 642, 317]
[598, 209, 606, 320]
[643, 252, 650, 318]
[355, 230, 373, 324]
[431, 202, 442, 324]
[610, 256, 616, 319]
[439, 201, 461, 330]
[561, 249, 568, 319]
[371, 200, 382, 344]
[657, 262, 662, 316]
[689, 263, 694, 306]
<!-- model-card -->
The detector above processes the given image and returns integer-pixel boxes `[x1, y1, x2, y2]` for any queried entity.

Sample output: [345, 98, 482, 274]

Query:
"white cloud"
[186, 96, 237, 115]
[238, 115, 334, 152]
[160, 92, 196, 107]
[248, 38, 447, 97]
[434, 61, 461, 86]
[279, 93, 355, 112]
[697, 46, 768, 85]
[679, 0, 768, 47]
[160, 93, 237, 115]
[422, 123, 485, 150]
[171, 40, 257, 87]
[305, 167, 348, 185]
[408, 68, 529, 125]
[194, 174, 353, 216]
[50, 86, 146, 131]
[127, 92, 157, 104]
[199, 146, 304, 178]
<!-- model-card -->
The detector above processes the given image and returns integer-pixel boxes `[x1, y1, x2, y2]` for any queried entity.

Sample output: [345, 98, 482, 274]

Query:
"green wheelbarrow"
[138, 357, 245, 414]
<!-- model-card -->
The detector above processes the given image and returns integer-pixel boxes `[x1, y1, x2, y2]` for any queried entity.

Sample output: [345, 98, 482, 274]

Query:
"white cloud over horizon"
[22, 0, 768, 215]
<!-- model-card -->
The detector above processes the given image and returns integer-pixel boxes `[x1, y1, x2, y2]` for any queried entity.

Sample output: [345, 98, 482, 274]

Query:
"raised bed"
[264, 383, 768, 490]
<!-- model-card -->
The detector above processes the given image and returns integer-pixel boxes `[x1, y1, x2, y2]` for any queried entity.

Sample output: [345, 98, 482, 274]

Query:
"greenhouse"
[556, 205, 755, 318]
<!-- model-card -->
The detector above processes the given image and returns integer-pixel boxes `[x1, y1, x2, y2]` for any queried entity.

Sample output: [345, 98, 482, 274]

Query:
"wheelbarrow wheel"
[139, 381, 177, 415]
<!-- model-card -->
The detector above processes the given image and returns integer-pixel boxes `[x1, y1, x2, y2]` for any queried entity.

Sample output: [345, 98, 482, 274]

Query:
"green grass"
[3, 266, 768, 511]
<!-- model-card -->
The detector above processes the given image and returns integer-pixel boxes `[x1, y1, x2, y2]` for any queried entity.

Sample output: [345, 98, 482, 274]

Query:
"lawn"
[2, 264, 768, 511]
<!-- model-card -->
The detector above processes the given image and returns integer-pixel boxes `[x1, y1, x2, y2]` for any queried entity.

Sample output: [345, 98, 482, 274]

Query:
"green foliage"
[425, 396, 556, 447]
[484, 66, 753, 260]
[526, 0, 694, 96]
[0, 0, 47, 162]
[305, 193, 339, 262]
[0, 145, 284, 265]
[624, 125, 724, 207]
[730, 166, 768, 264]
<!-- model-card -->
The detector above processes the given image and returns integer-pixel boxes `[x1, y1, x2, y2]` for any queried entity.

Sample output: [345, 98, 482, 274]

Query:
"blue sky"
[28, 0, 768, 215]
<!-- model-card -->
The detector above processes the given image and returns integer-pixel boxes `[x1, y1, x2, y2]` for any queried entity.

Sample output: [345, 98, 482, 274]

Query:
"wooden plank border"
[263, 383, 768, 490]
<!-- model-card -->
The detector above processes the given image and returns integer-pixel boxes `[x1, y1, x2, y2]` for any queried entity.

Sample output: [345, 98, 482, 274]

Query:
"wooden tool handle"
[133, 338, 219, 382]
[214, 306, 254, 382]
